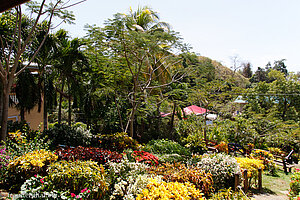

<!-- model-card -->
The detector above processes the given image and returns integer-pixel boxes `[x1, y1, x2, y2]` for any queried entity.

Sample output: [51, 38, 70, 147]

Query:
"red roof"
[183, 105, 209, 115]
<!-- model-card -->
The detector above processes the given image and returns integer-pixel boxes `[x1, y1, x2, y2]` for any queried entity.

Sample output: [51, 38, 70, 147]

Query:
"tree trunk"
[130, 106, 135, 138]
[169, 101, 177, 139]
[0, 84, 11, 142]
[43, 90, 48, 130]
[68, 84, 71, 126]
[20, 107, 25, 121]
[0, 83, 3, 124]
[58, 79, 65, 124]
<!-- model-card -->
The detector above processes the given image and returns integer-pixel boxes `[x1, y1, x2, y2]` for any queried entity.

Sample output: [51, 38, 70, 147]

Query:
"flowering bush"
[110, 174, 162, 200]
[289, 170, 300, 198]
[55, 146, 123, 164]
[131, 150, 159, 166]
[196, 153, 241, 190]
[136, 179, 205, 200]
[106, 156, 154, 199]
[148, 162, 214, 196]
[0, 146, 10, 172]
[20, 174, 91, 200]
[47, 160, 108, 199]
[250, 149, 276, 175]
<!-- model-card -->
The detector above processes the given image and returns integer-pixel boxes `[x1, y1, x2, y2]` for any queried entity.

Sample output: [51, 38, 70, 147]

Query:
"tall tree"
[0, 0, 82, 141]
[241, 62, 253, 78]
[53, 29, 87, 126]
[92, 7, 185, 137]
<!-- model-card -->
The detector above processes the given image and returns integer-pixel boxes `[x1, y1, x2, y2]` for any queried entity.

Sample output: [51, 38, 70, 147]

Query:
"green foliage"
[47, 160, 107, 199]
[210, 187, 250, 200]
[42, 123, 92, 149]
[250, 149, 277, 175]
[143, 139, 191, 156]
[175, 115, 207, 153]
[98, 132, 139, 152]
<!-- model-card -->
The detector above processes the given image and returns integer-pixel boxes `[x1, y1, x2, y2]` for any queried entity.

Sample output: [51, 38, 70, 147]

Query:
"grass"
[250, 167, 299, 197]
[261, 170, 292, 195]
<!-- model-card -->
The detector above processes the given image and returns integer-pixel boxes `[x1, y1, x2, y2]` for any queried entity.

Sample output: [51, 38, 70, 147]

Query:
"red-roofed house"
[183, 105, 209, 116]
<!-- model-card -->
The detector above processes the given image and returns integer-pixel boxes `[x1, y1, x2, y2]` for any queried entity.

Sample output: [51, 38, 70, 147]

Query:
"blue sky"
[57, 0, 300, 72]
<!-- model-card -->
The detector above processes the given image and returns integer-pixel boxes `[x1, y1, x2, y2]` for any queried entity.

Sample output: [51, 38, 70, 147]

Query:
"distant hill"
[198, 56, 250, 88]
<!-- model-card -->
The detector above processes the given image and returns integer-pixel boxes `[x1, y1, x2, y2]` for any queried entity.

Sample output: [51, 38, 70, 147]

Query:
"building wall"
[8, 104, 44, 131]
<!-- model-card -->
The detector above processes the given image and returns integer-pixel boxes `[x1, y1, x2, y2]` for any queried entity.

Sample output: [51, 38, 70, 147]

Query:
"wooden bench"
[273, 150, 296, 174]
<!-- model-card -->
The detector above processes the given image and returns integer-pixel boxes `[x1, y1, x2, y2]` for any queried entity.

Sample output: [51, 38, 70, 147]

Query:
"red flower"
[71, 193, 76, 197]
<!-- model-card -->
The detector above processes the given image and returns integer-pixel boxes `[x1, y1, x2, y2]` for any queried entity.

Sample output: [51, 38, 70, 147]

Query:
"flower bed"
[55, 146, 123, 164]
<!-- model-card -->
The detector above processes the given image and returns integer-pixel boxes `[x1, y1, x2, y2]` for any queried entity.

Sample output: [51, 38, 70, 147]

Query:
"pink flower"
[81, 188, 87, 193]
[71, 193, 76, 197]
[40, 178, 44, 184]
[76, 195, 79, 198]
[34, 174, 37, 178]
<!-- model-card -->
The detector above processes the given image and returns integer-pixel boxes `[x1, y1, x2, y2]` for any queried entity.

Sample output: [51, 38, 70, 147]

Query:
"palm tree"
[53, 29, 87, 126]
[32, 31, 57, 130]
[126, 6, 171, 32]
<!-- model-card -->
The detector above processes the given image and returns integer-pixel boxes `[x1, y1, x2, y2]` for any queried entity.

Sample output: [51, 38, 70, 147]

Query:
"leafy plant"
[136, 179, 205, 200]
[250, 149, 276, 175]
[42, 123, 92, 149]
[55, 145, 123, 165]
[148, 162, 214, 196]
[143, 139, 191, 156]
[47, 160, 108, 199]
[214, 141, 228, 154]
[210, 187, 250, 200]
[98, 132, 139, 152]
[6, 149, 57, 192]
[131, 150, 159, 166]
[235, 157, 264, 187]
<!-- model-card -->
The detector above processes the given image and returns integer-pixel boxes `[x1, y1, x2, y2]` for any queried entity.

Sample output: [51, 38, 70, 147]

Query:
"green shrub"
[197, 153, 241, 191]
[250, 149, 277, 175]
[47, 160, 107, 199]
[210, 187, 250, 200]
[42, 124, 92, 149]
[155, 153, 186, 163]
[98, 132, 139, 152]
[143, 139, 191, 156]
